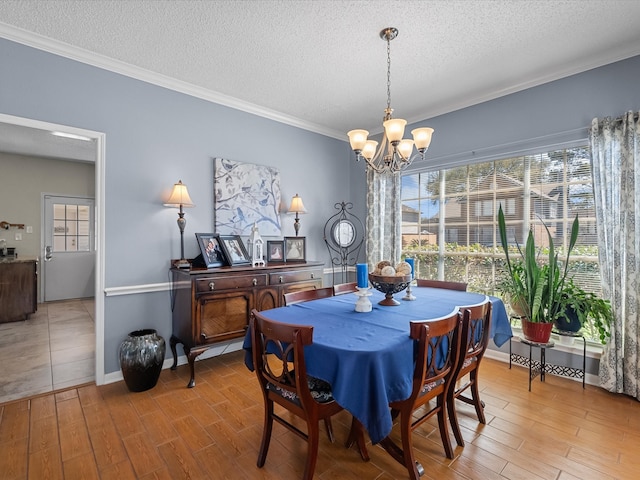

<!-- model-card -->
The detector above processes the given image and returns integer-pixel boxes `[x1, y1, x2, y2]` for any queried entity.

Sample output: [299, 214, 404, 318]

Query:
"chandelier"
[347, 27, 434, 174]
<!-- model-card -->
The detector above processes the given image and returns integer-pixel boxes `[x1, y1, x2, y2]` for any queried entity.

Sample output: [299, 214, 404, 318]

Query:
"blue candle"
[356, 263, 368, 288]
[405, 258, 415, 279]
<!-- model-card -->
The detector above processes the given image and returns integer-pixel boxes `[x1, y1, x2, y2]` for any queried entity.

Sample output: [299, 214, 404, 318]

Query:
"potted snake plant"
[497, 205, 579, 343]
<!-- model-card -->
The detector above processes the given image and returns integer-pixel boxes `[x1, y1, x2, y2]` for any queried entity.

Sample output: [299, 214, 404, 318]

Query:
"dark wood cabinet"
[170, 261, 324, 387]
[0, 258, 38, 324]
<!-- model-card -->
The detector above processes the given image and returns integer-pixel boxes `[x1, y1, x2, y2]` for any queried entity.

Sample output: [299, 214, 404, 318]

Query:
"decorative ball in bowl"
[368, 273, 412, 306]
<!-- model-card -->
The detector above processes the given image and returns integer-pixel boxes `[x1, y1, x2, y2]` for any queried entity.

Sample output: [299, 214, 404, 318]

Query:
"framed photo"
[284, 237, 306, 263]
[195, 233, 227, 268]
[219, 235, 251, 265]
[266, 240, 285, 263]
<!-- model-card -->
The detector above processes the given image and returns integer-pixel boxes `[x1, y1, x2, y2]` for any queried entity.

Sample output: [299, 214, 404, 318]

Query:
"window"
[53, 203, 91, 252]
[401, 146, 602, 340]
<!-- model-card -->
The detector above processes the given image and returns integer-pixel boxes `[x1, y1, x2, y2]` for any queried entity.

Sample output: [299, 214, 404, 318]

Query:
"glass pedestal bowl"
[368, 273, 412, 306]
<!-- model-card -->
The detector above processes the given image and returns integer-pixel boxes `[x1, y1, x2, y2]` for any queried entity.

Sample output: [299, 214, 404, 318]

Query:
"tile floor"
[0, 298, 95, 405]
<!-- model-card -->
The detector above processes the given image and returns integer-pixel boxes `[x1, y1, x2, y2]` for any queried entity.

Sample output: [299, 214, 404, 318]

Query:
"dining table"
[243, 286, 511, 444]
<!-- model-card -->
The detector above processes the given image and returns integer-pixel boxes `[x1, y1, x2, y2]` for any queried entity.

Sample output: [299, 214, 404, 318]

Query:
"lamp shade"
[288, 194, 307, 214]
[383, 118, 407, 143]
[411, 127, 434, 151]
[362, 140, 378, 160]
[164, 180, 194, 207]
[347, 129, 369, 152]
[397, 139, 414, 159]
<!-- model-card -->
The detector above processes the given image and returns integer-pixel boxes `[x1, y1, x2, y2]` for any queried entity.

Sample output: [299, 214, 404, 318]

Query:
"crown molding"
[0, 23, 344, 141]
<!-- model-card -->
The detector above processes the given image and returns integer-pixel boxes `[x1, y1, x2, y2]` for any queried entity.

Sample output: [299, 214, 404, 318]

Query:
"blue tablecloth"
[243, 287, 511, 444]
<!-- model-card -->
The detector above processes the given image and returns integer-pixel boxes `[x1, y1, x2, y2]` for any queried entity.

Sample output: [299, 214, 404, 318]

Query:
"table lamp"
[287, 194, 307, 236]
[164, 180, 195, 268]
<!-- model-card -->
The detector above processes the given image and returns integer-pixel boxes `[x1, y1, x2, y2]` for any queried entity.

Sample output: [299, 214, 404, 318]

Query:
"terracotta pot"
[521, 319, 553, 343]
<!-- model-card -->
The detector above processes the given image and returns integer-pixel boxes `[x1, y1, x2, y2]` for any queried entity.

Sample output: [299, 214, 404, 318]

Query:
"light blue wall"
[407, 54, 640, 171]
[1, 38, 359, 374]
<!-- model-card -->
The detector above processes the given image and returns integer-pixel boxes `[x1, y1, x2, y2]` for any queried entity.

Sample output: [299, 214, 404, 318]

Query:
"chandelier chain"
[386, 34, 392, 113]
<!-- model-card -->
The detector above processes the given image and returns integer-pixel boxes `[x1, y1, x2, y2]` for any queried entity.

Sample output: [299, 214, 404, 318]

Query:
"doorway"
[0, 113, 105, 399]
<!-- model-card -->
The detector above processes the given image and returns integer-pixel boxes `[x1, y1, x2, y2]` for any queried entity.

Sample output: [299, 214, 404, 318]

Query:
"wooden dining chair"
[332, 282, 358, 295]
[416, 278, 468, 291]
[379, 309, 463, 480]
[447, 298, 492, 447]
[283, 286, 334, 306]
[249, 309, 344, 480]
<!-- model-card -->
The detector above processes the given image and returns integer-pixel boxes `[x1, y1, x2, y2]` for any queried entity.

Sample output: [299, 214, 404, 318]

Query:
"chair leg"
[447, 391, 465, 447]
[469, 373, 486, 424]
[257, 400, 274, 467]
[323, 417, 335, 443]
[303, 420, 321, 480]
[437, 398, 455, 459]
[399, 410, 422, 480]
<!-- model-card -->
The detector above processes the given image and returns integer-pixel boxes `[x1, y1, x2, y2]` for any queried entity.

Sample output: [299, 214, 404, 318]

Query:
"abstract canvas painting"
[214, 158, 282, 236]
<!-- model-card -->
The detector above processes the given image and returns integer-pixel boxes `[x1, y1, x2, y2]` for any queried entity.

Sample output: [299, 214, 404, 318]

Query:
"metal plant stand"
[510, 328, 586, 391]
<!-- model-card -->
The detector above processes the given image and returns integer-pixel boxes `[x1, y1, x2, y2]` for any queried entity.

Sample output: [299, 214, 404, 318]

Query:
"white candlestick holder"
[354, 287, 373, 312]
[402, 280, 416, 301]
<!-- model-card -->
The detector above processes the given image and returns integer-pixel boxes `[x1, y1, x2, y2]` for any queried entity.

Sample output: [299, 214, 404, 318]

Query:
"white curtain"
[365, 169, 402, 266]
[590, 111, 640, 399]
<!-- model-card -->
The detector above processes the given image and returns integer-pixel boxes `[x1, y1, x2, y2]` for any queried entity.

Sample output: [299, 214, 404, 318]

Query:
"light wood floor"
[1, 350, 638, 479]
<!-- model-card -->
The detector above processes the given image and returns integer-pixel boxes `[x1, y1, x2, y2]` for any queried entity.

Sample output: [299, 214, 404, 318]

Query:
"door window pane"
[51, 202, 93, 253]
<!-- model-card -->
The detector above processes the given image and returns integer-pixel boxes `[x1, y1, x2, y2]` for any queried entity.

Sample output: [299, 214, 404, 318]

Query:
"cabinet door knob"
[253, 278, 258, 286]
[310, 273, 315, 279]
[278, 275, 283, 283]
[208, 282, 215, 290]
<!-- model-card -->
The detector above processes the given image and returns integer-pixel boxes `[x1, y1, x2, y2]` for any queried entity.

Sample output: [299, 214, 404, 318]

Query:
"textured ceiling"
[1, 0, 640, 159]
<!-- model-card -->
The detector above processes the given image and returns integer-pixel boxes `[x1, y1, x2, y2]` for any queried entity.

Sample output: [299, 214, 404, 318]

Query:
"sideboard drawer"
[270, 268, 322, 285]
[195, 274, 268, 293]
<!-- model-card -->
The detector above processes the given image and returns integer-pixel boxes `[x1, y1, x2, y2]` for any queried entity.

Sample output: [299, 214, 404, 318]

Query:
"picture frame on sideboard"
[284, 237, 306, 262]
[266, 240, 285, 263]
[195, 233, 227, 268]
[219, 235, 251, 265]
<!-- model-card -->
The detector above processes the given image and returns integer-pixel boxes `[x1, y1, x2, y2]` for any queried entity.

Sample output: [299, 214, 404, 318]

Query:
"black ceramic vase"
[119, 329, 166, 392]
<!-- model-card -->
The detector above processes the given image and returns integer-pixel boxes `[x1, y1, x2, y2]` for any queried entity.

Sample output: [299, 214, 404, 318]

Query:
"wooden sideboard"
[0, 257, 38, 323]
[170, 261, 324, 387]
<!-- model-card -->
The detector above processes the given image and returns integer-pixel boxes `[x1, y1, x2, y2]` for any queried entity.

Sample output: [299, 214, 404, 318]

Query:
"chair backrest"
[283, 286, 334, 306]
[416, 279, 468, 291]
[458, 298, 492, 369]
[250, 309, 317, 407]
[333, 282, 358, 296]
[409, 309, 463, 396]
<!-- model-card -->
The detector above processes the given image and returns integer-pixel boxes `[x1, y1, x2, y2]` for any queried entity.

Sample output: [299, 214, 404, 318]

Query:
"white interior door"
[43, 195, 95, 301]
